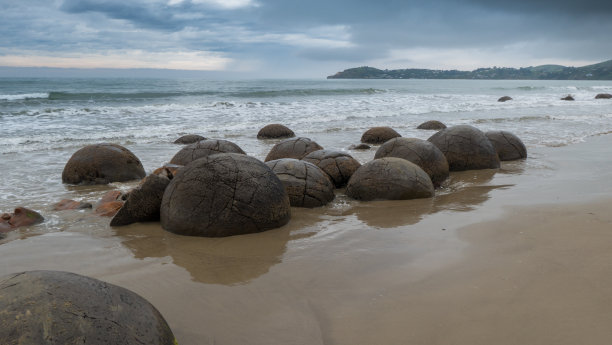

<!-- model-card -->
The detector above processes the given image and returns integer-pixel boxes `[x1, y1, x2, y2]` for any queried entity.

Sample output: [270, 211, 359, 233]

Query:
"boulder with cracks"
[264, 137, 323, 162]
[485, 130, 527, 161]
[302, 149, 361, 188]
[266, 159, 335, 207]
[170, 139, 245, 166]
[428, 125, 500, 171]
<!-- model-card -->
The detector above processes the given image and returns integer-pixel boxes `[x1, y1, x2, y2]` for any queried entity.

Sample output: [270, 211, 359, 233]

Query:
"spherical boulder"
[360, 126, 401, 144]
[497, 96, 513, 102]
[417, 120, 447, 130]
[161, 153, 291, 237]
[257, 124, 295, 139]
[111, 174, 171, 226]
[595, 93, 612, 99]
[170, 139, 245, 165]
[264, 137, 323, 162]
[62, 143, 146, 185]
[266, 159, 335, 207]
[374, 137, 449, 187]
[0, 270, 176, 345]
[345, 158, 434, 201]
[428, 125, 500, 171]
[485, 130, 527, 161]
[174, 134, 206, 144]
[302, 149, 361, 188]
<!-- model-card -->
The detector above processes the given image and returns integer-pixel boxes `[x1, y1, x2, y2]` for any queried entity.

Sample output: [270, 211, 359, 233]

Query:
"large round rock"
[0, 270, 176, 345]
[266, 159, 335, 207]
[360, 126, 401, 144]
[170, 139, 245, 165]
[302, 150, 361, 188]
[62, 143, 146, 185]
[417, 120, 447, 130]
[257, 124, 295, 139]
[161, 153, 291, 237]
[428, 125, 500, 171]
[374, 137, 449, 187]
[485, 130, 527, 161]
[264, 137, 323, 162]
[345, 158, 434, 201]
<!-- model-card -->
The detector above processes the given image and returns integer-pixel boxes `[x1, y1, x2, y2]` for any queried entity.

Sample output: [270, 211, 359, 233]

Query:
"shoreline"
[1, 134, 611, 344]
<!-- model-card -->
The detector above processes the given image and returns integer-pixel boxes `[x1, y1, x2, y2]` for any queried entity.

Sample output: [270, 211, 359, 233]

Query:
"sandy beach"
[1, 131, 611, 344]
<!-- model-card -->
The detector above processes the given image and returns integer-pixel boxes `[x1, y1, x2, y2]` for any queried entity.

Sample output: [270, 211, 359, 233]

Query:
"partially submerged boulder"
[53, 199, 92, 211]
[0, 270, 176, 345]
[264, 137, 323, 162]
[257, 124, 295, 139]
[497, 96, 513, 102]
[111, 174, 171, 226]
[360, 126, 401, 144]
[428, 125, 500, 171]
[302, 149, 361, 188]
[266, 159, 335, 207]
[345, 158, 434, 201]
[161, 153, 291, 237]
[349, 143, 371, 150]
[595, 93, 612, 99]
[417, 120, 447, 130]
[0, 207, 44, 232]
[170, 139, 245, 165]
[174, 134, 206, 144]
[561, 95, 575, 101]
[485, 130, 527, 161]
[374, 137, 449, 187]
[62, 143, 145, 185]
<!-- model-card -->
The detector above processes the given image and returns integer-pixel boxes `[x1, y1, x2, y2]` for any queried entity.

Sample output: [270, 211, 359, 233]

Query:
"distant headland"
[327, 60, 612, 80]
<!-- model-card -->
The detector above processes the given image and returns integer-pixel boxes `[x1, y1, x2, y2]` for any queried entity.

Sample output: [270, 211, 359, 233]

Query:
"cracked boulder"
[161, 153, 291, 237]
[174, 134, 206, 144]
[428, 125, 500, 171]
[375, 137, 449, 187]
[360, 126, 401, 144]
[264, 137, 323, 162]
[170, 139, 246, 165]
[62, 143, 146, 185]
[302, 150, 361, 188]
[0, 270, 177, 345]
[266, 159, 335, 208]
[485, 130, 527, 161]
[345, 157, 434, 201]
[257, 124, 295, 139]
[111, 174, 171, 226]
[417, 120, 447, 130]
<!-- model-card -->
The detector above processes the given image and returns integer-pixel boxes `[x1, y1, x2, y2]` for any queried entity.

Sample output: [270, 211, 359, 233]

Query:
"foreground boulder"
[264, 137, 323, 162]
[161, 153, 291, 237]
[170, 139, 245, 165]
[266, 159, 335, 207]
[360, 126, 401, 144]
[0, 270, 176, 345]
[417, 120, 447, 130]
[174, 134, 206, 144]
[302, 150, 361, 188]
[0, 207, 44, 232]
[111, 174, 171, 226]
[485, 130, 527, 161]
[257, 124, 295, 139]
[345, 158, 434, 201]
[374, 137, 449, 186]
[497, 96, 513, 102]
[62, 143, 146, 185]
[428, 125, 500, 171]
[595, 93, 612, 99]
[561, 95, 575, 101]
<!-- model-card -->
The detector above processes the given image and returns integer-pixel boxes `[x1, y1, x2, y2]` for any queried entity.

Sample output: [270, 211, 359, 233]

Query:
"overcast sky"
[1, 0, 611, 78]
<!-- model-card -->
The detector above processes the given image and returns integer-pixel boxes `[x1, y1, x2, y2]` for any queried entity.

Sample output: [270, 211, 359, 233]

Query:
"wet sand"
[1, 134, 612, 345]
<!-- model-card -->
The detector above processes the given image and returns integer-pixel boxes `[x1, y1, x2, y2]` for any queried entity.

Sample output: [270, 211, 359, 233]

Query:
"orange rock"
[99, 190, 122, 204]
[0, 207, 44, 231]
[152, 164, 183, 179]
[54, 199, 92, 211]
[95, 201, 124, 217]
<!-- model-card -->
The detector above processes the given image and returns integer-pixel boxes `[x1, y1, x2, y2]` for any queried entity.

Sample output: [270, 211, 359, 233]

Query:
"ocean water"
[1, 77, 612, 222]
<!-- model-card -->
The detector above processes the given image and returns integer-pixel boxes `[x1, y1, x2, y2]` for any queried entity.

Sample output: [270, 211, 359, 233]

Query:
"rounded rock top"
[174, 134, 207, 144]
[161, 153, 291, 237]
[485, 130, 527, 161]
[265, 137, 323, 162]
[428, 125, 500, 171]
[0, 270, 176, 345]
[257, 124, 296, 139]
[302, 149, 361, 188]
[170, 139, 245, 166]
[62, 143, 146, 185]
[266, 158, 335, 208]
[345, 157, 434, 201]
[360, 126, 401, 144]
[417, 120, 447, 130]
